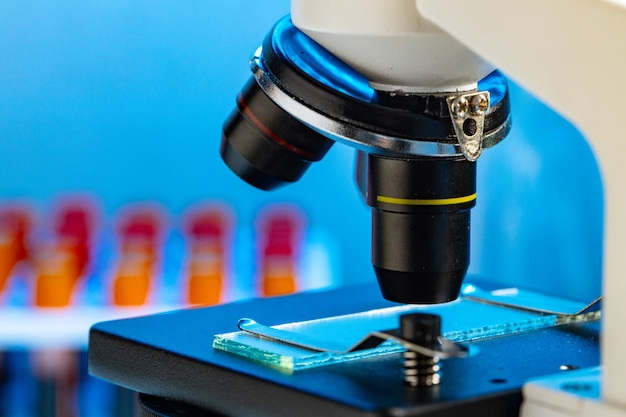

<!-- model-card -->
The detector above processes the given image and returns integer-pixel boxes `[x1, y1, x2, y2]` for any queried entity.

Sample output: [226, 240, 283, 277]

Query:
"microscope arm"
[417, 0, 626, 413]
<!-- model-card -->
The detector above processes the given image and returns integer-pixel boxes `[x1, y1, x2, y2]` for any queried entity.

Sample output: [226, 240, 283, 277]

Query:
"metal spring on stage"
[403, 350, 441, 387]
[400, 313, 442, 387]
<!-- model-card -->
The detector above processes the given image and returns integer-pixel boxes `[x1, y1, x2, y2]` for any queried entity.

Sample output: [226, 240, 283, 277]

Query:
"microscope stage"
[88, 283, 599, 417]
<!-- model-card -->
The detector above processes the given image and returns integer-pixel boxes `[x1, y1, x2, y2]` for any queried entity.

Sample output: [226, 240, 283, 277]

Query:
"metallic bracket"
[462, 294, 603, 317]
[447, 91, 490, 161]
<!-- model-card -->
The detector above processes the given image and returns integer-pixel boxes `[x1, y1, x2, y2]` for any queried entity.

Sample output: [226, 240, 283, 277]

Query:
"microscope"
[88, 1, 626, 416]
[219, 1, 510, 305]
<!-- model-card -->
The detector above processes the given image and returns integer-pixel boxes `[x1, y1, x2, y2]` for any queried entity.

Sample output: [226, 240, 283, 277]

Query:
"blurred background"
[0, 1, 603, 415]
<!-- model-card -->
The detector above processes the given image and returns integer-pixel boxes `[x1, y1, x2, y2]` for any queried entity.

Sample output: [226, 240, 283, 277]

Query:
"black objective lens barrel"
[367, 155, 476, 304]
[220, 77, 334, 191]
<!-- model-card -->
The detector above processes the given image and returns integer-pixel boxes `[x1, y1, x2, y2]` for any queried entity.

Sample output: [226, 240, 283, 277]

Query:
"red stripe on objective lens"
[237, 94, 316, 160]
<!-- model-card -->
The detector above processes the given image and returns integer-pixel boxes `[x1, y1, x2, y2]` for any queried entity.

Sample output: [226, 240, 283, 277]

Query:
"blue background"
[0, 0, 603, 301]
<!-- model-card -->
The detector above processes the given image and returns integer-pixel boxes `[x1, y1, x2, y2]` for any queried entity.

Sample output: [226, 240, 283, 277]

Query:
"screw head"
[451, 97, 469, 119]
[464, 140, 480, 157]
[470, 94, 488, 114]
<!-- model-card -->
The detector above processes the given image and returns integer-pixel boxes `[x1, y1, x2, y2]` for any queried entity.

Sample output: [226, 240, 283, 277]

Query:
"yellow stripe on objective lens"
[376, 193, 477, 206]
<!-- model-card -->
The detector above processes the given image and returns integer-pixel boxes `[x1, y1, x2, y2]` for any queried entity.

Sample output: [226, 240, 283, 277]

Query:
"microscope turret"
[220, 1, 511, 304]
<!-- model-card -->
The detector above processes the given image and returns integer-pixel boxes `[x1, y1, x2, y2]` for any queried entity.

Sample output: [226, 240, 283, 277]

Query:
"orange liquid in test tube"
[0, 233, 18, 292]
[0, 208, 31, 293]
[187, 253, 222, 305]
[34, 248, 79, 308]
[113, 207, 162, 306]
[258, 208, 302, 297]
[112, 253, 152, 306]
[261, 256, 296, 296]
[184, 207, 230, 305]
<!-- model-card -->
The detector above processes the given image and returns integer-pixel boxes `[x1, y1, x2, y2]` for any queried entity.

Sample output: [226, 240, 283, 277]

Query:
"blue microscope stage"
[89, 282, 599, 417]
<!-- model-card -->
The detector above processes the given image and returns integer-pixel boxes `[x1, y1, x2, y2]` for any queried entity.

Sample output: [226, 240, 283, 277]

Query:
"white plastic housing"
[417, 0, 626, 415]
[291, 0, 494, 93]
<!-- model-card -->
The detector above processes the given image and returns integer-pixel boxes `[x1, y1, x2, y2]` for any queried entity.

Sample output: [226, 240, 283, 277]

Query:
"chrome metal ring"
[251, 53, 511, 158]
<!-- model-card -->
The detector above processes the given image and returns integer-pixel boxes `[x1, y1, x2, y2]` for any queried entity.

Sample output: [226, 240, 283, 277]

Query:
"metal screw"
[400, 313, 442, 387]
[450, 97, 469, 119]
[464, 140, 480, 157]
[470, 94, 488, 114]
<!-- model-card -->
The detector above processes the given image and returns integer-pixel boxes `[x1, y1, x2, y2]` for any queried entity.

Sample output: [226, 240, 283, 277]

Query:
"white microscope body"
[292, 0, 626, 415]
